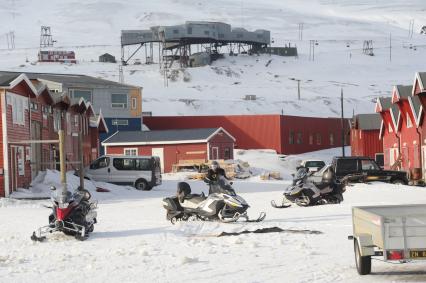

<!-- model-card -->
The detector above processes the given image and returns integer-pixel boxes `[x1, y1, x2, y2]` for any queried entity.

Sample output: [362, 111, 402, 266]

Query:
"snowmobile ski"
[245, 211, 266, 222]
[270, 200, 291, 208]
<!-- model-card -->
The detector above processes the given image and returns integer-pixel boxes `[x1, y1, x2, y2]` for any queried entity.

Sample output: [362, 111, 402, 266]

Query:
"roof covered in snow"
[102, 127, 235, 145]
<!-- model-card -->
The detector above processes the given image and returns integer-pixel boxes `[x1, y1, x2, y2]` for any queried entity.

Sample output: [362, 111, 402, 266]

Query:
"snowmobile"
[271, 165, 347, 208]
[162, 177, 266, 224]
[31, 185, 97, 241]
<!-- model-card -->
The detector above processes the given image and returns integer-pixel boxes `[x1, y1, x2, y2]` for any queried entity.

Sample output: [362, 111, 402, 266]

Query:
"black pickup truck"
[331, 156, 408, 185]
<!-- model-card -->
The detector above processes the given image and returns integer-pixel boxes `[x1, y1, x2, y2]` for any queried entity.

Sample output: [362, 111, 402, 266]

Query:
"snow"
[1, 0, 426, 117]
[2, 147, 426, 282]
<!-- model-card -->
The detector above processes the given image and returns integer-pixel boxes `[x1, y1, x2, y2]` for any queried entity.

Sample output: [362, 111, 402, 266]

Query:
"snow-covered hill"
[0, 0, 425, 116]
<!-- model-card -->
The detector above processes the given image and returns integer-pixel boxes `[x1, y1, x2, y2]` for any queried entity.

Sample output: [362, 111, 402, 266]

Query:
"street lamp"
[289, 78, 301, 100]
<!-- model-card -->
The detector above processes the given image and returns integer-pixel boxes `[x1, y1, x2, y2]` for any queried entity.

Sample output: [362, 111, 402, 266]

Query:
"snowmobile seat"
[177, 182, 192, 203]
[183, 193, 206, 205]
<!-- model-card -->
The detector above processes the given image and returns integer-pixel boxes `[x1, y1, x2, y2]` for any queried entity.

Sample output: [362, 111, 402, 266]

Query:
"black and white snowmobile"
[271, 165, 347, 208]
[162, 177, 266, 224]
[31, 185, 97, 241]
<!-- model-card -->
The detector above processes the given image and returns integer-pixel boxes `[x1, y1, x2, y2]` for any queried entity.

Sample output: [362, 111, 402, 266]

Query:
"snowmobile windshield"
[295, 167, 308, 179]
[215, 177, 236, 196]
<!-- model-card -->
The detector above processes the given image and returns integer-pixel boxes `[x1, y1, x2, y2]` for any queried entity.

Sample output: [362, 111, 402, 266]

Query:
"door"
[87, 156, 111, 182]
[211, 147, 219, 160]
[152, 148, 164, 173]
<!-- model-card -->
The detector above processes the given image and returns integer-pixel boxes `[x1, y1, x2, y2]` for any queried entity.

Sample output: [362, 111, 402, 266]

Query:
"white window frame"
[112, 119, 129, 126]
[131, 97, 137, 110]
[124, 148, 138, 156]
[69, 89, 93, 102]
[111, 93, 128, 109]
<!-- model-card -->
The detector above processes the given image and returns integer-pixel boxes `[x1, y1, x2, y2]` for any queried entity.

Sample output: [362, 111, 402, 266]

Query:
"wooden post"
[79, 115, 84, 190]
[58, 129, 66, 185]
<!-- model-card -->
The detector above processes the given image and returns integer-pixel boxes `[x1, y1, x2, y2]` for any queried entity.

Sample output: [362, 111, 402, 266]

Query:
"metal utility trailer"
[349, 204, 426, 275]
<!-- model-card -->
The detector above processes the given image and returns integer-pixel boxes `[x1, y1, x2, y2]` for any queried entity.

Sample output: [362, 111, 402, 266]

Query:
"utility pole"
[341, 88, 345, 157]
[298, 23, 304, 40]
[58, 130, 68, 205]
[389, 32, 392, 62]
[297, 79, 301, 100]
[309, 40, 315, 61]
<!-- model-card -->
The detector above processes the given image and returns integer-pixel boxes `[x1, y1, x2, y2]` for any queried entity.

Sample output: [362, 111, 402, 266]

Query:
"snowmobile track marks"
[217, 227, 323, 237]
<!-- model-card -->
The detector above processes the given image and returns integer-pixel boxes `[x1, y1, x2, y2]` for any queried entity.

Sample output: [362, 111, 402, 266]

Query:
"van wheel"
[354, 240, 371, 275]
[135, 179, 151, 191]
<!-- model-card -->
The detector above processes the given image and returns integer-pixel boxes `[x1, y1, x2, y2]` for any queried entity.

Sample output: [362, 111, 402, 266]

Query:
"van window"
[113, 158, 135, 170]
[361, 159, 380, 171]
[112, 158, 152, 171]
[135, 158, 151, 170]
[90, 157, 110, 169]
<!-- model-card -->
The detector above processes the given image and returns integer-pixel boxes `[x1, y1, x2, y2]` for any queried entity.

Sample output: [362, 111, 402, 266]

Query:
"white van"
[84, 155, 162, 190]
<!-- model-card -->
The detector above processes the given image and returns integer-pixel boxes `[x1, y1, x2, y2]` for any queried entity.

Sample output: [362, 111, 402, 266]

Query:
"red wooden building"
[143, 115, 350, 155]
[391, 85, 421, 175]
[350, 113, 383, 160]
[0, 73, 107, 197]
[375, 97, 400, 169]
[38, 50, 77, 64]
[102, 127, 235, 173]
[412, 72, 426, 178]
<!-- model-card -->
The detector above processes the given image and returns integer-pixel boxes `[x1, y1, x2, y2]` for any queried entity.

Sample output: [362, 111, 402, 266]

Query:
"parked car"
[331, 156, 408, 184]
[298, 159, 326, 173]
[349, 204, 426, 275]
[84, 155, 162, 190]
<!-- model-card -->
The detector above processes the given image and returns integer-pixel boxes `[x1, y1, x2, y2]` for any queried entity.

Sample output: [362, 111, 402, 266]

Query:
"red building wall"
[380, 111, 399, 169]
[144, 115, 349, 154]
[397, 100, 421, 172]
[281, 115, 350, 154]
[350, 128, 382, 159]
[106, 143, 208, 173]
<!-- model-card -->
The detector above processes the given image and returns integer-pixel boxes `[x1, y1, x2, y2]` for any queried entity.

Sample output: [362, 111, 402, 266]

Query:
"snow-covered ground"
[1, 0, 426, 117]
[1, 147, 426, 282]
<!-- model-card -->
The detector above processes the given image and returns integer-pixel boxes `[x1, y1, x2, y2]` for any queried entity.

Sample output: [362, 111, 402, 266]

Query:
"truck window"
[90, 157, 110, 169]
[113, 158, 135, 170]
[361, 160, 380, 171]
[337, 159, 358, 174]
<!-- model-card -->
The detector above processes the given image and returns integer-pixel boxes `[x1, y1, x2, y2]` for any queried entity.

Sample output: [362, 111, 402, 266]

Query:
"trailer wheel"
[354, 240, 371, 275]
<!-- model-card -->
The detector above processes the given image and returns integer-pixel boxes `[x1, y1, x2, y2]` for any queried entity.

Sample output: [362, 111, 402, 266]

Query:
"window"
[70, 89, 92, 102]
[66, 113, 71, 135]
[407, 113, 412, 128]
[309, 134, 313, 145]
[113, 158, 135, 170]
[388, 123, 393, 133]
[30, 102, 38, 111]
[74, 115, 79, 127]
[90, 157, 110, 169]
[173, 29, 179, 34]
[10, 94, 27, 125]
[187, 27, 192, 34]
[224, 147, 231, 159]
[111, 93, 128, 109]
[329, 133, 334, 145]
[361, 159, 380, 171]
[204, 30, 210, 36]
[289, 131, 295, 144]
[135, 158, 151, 170]
[296, 132, 302, 144]
[54, 110, 62, 132]
[316, 133, 322, 145]
[131, 97, 137, 110]
[336, 159, 358, 174]
[124, 148, 138, 156]
[218, 33, 224, 39]
[112, 119, 129, 126]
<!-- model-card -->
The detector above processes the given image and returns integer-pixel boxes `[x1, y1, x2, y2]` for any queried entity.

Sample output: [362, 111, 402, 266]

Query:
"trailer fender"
[355, 234, 374, 256]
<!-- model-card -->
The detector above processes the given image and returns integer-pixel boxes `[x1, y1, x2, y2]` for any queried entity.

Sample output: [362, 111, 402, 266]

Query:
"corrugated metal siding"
[143, 115, 282, 153]
[282, 115, 350, 155]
